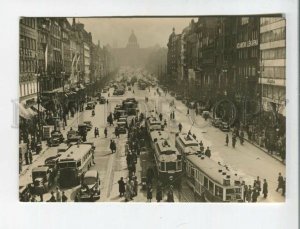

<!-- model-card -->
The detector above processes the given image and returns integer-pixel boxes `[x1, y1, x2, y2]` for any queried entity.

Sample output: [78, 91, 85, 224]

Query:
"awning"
[31, 104, 46, 112]
[19, 104, 36, 119]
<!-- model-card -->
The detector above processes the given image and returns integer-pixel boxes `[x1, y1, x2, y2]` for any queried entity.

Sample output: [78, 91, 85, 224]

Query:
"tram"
[145, 116, 163, 136]
[150, 130, 182, 185]
[175, 133, 201, 155]
[185, 154, 244, 202]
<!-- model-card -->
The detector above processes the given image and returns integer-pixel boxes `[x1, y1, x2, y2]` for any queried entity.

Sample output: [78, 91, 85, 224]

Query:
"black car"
[219, 121, 230, 132]
[99, 96, 106, 104]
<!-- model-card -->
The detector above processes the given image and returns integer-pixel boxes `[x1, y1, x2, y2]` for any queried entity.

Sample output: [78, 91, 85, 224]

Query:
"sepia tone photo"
[19, 16, 286, 203]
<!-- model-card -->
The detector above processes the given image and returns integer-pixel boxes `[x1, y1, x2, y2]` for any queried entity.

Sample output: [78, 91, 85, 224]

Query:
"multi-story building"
[259, 17, 286, 134]
[167, 28, 181, 87]
[234, 16, 260, 125]
[19, 17, 38, 102]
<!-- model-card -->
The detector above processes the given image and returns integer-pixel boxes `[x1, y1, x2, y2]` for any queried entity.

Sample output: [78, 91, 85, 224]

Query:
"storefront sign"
[260, 78, 285, 86]
[236, 39, 258, 49]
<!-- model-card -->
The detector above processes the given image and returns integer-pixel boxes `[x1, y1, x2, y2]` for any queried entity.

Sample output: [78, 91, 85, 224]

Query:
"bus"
[152, 133, 182, 185]
[57, 143, 95, 187]
[185, 154, 244, 202]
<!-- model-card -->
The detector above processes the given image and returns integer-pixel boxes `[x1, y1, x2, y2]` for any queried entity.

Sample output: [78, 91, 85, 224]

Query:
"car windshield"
[83, 177, 97, 185]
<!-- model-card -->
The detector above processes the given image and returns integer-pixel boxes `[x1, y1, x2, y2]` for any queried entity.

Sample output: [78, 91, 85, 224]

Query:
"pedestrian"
[133, 177, 138, 197]
[159, 113, 163, 121]
[246, 185, 252, 202]
[147, 185, 153, 202]
[205, 147, 211, 158]
[110, 140, 114, 154]
[243, 183, 248, 202]
[225, 134, 229, 146]
[199, 141, 204, 152]
[25, 150, 29, 165]
[104, 127, 108, 138]
[156, 182, 163, 202]
[173, 111, 175, 120]
[106, 99, 109, 105]
[170, 112, 172, 120]
[192, 134, 197, 140]
[62, 191, 68, 202]
[252, 189, 258, 202]
[282, 178, 286, 196]
[178, 123, 183, 132]
[232, 136, 236, 148]
[263, 179, 268, 198]
[55, 187, 61, 202]
[167, 186, 174, 202]
[118, 177, 126, 197]
[115, 127, 119, 138]
[256, 176, 261, 195]
[276, 172, 284, 192]
[28, 149, 33, 164]
[187, 109, 189, 115]
[48, 191, 56, 202]
[94, 127, 98, 138]
[125, 180, 133, 202]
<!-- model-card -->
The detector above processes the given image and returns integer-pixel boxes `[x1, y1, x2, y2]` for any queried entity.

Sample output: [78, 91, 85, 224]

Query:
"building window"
[261, 27, 286, 43]
[262, 48, 285, 60]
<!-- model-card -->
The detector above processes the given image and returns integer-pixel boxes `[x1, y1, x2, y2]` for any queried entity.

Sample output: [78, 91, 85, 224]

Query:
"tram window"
[215, 185, 223, 199]
[209, 180, 214, 192]
[77, 160, 81, 167]
[204, 176, 208, 188]
[226, 188, 234, 201]
[177, 161, 182, 170]
[161, 162, 165, 171]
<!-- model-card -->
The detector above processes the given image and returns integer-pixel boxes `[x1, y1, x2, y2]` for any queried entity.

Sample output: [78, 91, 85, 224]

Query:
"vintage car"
[85, 102, 95, 110]
[83, 121, 93, 131]
[99, 96, 106, 104]
[47, 130, 64, 147]
[78, 124, 88, 141]
[67, 129, 82, 143]
[114, 109, 127, 120]
[44, 154, 60, 176]
[19, 184, 34, 202]
[219, 121, 230, 132]
[117, 120, 127, 134]
[175, 93, 184, 100]
[211, 117, 222, 128]
[202, 111, 210, 120]
[32, 165, 54, 194]
[79, 170, 101, 201]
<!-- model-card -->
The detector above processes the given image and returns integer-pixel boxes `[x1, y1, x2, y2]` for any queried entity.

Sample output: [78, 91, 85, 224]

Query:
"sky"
[68, 17, 196, 48]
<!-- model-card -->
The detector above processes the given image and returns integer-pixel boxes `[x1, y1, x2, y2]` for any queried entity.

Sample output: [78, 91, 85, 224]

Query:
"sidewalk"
[19, 110, 85, 185]
[172, 97, 285, 165]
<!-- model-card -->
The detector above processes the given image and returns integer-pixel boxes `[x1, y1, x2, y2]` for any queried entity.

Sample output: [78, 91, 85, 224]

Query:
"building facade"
[259, 17, 286, 134]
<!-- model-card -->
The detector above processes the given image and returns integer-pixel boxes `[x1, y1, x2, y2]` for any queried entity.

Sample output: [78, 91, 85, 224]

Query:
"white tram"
[145, 116, 163, 136]
[175, 133, 201, 155]
[185, 154, 244, 202]
[151, 131, 182, 184]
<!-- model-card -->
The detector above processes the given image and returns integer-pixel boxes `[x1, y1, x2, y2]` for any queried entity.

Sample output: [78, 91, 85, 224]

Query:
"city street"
[19, 80, 285, 202]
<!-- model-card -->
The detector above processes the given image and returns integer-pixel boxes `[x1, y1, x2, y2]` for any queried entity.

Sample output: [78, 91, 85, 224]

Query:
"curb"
[243, 138, 285, 164]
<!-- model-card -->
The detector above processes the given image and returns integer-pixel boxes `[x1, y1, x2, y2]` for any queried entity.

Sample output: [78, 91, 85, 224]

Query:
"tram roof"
[58, 144, 92, 162]
[186, 154, 242, 186]
[176, 133, 199, 146]
[150, 130, 169, 142]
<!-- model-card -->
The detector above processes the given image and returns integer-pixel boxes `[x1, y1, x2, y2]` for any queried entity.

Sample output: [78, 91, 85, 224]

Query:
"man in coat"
[276, 172, 284, 192]
[118, 177, 125, 197]
[263, 179, 268, 198]
[205, 147, 211, 158]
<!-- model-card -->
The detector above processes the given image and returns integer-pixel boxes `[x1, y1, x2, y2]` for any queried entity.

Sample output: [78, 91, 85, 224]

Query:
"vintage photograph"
[19, 16, 286, 203]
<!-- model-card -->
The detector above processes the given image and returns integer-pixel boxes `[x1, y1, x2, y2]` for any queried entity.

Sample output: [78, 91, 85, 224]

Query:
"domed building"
[111, 30, 154, 67]
[126, 30, 139, 49]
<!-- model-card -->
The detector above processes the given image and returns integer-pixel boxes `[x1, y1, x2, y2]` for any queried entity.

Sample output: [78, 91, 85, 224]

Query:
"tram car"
[151, 131, 182, 185]
[175, 133, 201, 156]
[145, 116, 163, 136]
[185, 154, 244, 202]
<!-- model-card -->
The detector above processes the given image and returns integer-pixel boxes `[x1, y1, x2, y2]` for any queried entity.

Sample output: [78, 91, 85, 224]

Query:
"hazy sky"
[68, 17, 196, 48]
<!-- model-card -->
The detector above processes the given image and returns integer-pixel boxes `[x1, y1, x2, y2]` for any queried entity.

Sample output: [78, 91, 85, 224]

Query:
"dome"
[128, 30, 137, 43]
[127, 30, 139, 49]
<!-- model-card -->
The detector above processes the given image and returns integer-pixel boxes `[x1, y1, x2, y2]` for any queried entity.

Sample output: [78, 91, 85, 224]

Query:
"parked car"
[202, 111, 210, 120]
[67, 129, 82, 143]
[211, 117, 222, 128]
[83, 121, 93, 131]
[32, 165, 54, 194]
[79, 170, 101, 201]
[102, 87, 109, 93]
[86, 102, 95, 110]
[19, 184, 33, 202]
[175, 93, 184, 100]
[47, 130, 64, 147]
[99, 96, 106, 104]
[219, 121, 230, 132]
[117, 120, 127, 134]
